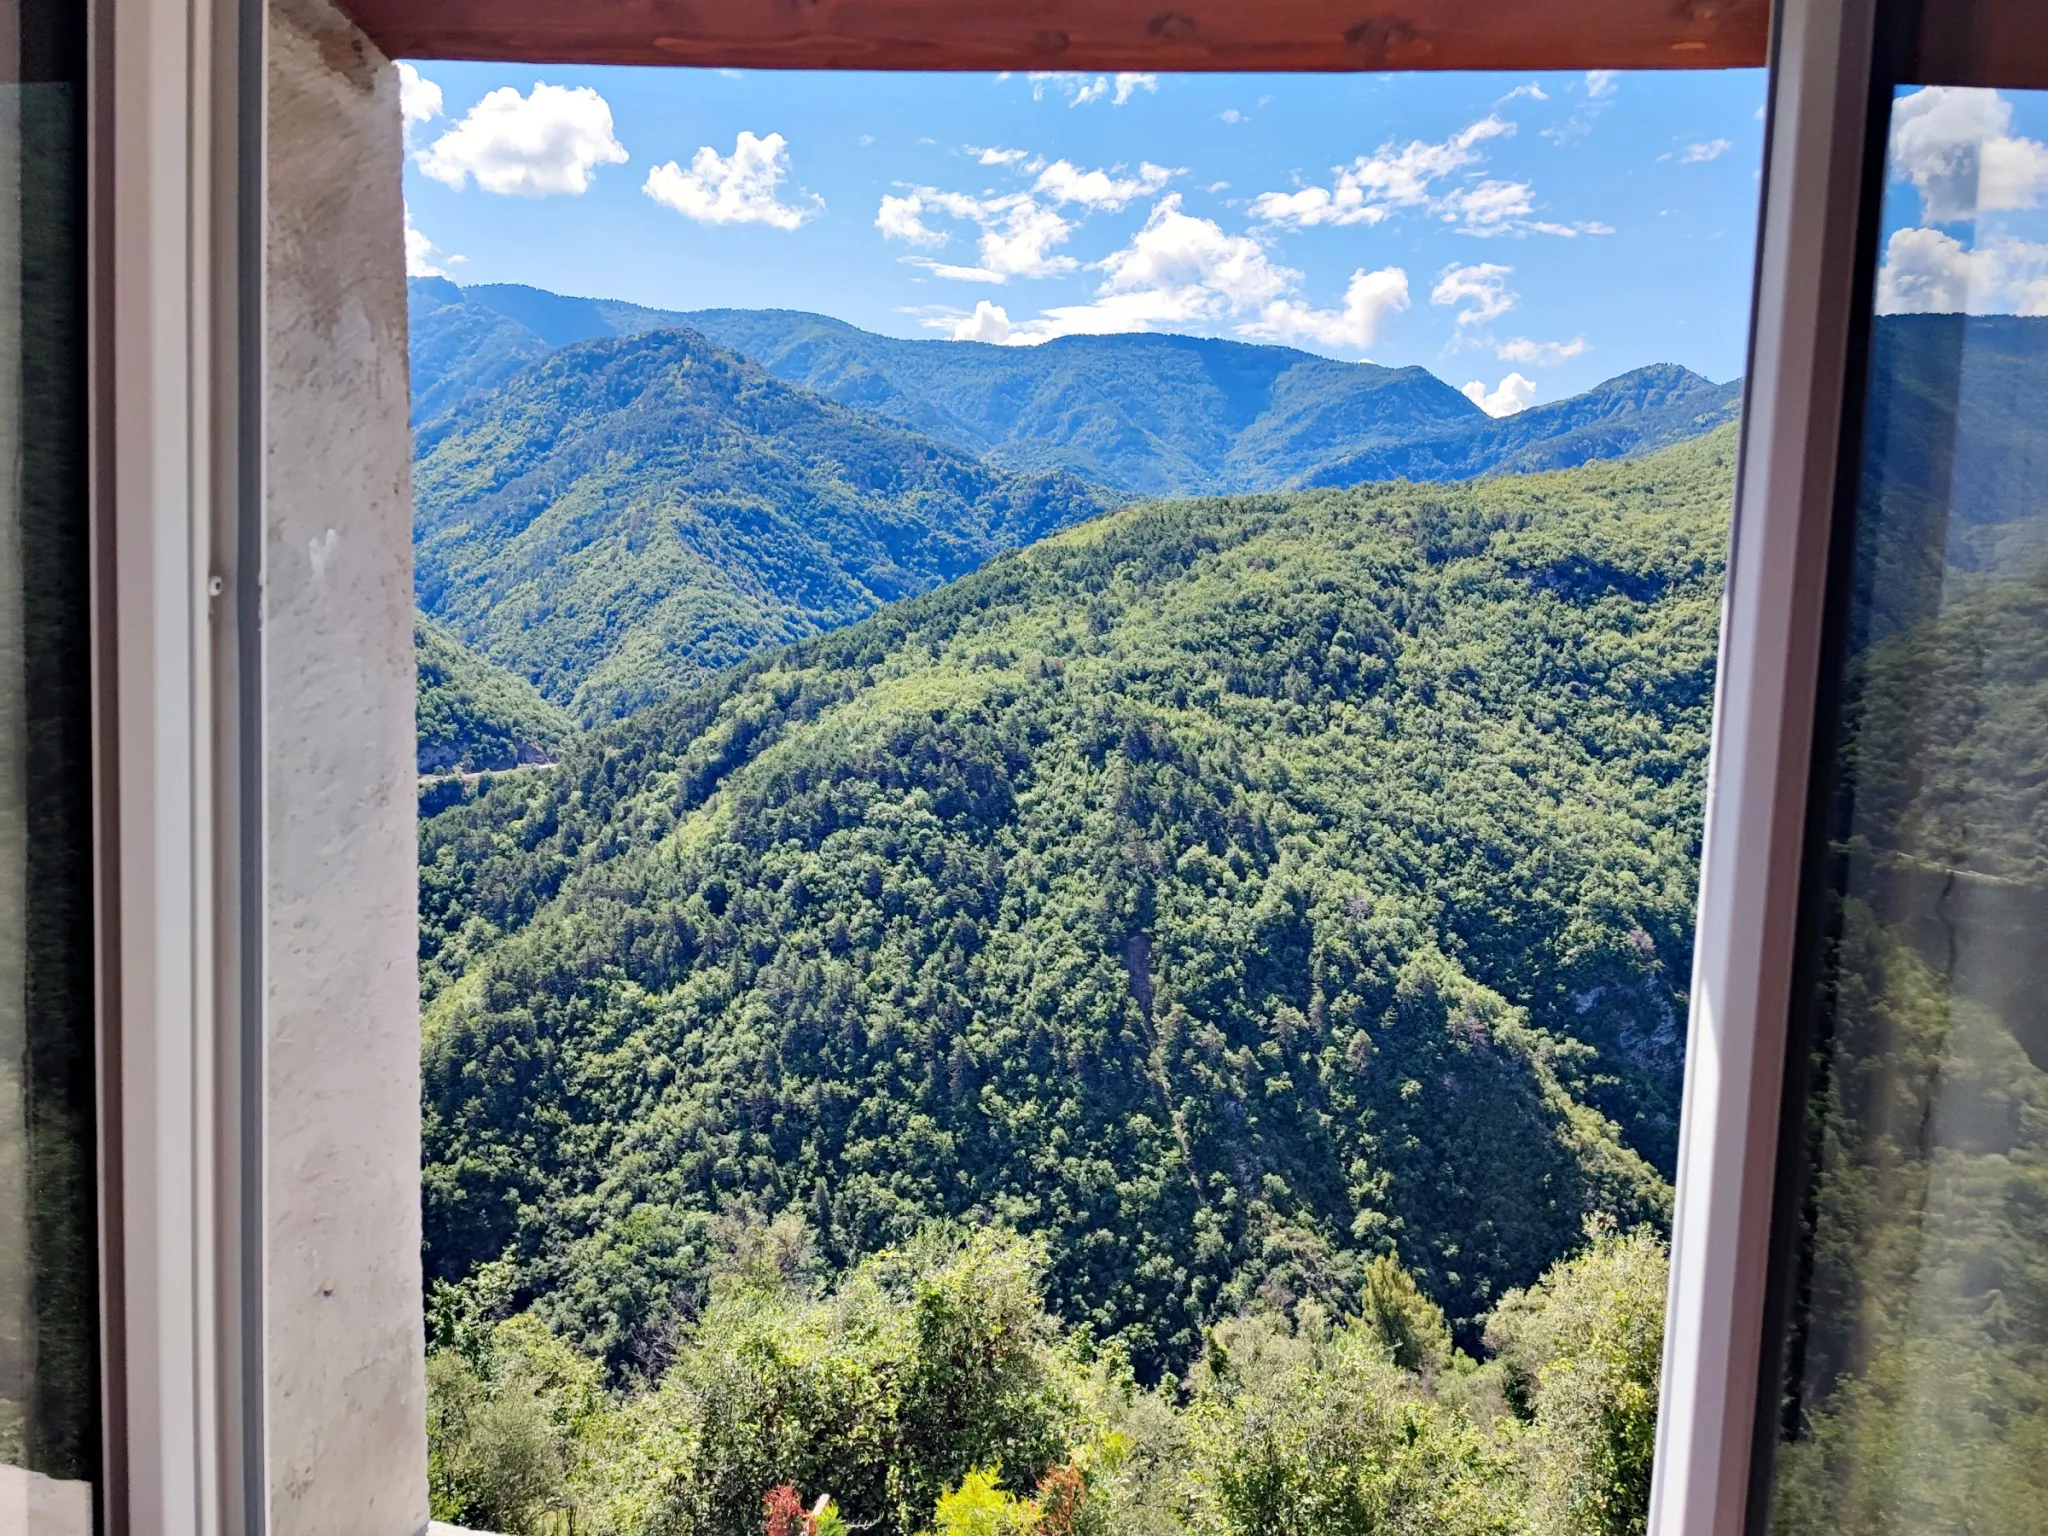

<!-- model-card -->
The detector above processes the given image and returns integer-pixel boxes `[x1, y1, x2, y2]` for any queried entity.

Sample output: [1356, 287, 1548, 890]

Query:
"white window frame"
[84, 0, 2042, 1529]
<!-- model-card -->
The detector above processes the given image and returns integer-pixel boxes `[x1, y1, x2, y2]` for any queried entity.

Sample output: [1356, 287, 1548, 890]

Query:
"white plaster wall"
[262, 2, 426, 1530]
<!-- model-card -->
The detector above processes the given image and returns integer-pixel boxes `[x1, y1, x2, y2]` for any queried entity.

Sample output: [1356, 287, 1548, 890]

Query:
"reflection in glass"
[1769, 85, 2048, 1536]
[0, 0, 96, 1530]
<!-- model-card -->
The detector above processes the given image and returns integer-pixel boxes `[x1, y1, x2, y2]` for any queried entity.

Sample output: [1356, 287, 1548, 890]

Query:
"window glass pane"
[1769, 84, 2048, 1536]
[0, 0, 96, 1529]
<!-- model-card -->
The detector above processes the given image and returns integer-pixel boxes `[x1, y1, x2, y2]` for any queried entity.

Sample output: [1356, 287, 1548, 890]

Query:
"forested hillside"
[418, 429, 1734, 1416]
[413, 326, 1110, 723]
[417, 618, 578, 777]
[409, 279, 1741, 497]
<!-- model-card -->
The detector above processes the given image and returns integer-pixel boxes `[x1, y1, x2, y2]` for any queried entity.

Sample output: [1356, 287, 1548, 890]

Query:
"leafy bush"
[1485, 1223, 1668, 1536]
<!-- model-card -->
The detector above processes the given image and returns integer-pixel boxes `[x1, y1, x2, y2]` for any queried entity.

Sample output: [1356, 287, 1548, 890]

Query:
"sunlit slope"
[410, 280, 1742, 497]
[415, 617, 578, 776]
[417, 428, 1734, 1377]
[412, 325, 1112, 723]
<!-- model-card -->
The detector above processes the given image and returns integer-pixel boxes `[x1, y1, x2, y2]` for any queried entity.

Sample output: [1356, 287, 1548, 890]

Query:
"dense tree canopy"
[418, 429, 1735, 1393]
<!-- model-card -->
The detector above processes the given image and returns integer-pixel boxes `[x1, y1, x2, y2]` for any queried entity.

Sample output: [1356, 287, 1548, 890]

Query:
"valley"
[414, 297, 2048, 1536]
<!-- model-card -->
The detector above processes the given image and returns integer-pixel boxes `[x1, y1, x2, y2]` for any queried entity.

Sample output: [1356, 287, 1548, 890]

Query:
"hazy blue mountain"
[413, 325, 1112, 722]
[409, 279, 1741, 495]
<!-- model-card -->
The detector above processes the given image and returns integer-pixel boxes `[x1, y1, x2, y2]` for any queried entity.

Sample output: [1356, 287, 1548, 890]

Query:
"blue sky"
[400, 65, 1779, 412]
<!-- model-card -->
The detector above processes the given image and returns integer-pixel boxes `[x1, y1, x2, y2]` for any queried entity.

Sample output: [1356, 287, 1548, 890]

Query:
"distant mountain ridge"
[413, 323, 1111, 722]
[409, 278, 1742, 497]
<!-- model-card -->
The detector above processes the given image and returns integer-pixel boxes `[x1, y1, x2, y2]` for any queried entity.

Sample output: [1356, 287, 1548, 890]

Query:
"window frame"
[82, 0, 2048, 1531]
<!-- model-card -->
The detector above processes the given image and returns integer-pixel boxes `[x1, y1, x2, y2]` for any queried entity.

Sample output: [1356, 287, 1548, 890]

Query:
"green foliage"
[423, 1220, 1671, 1536]
[925, 1469, 1043, 1536]
[419, 432, 1733, 1386]
[428, 1310, 606, 1533]
[417, 615, 578, 776]
[1485, 1224, 1668, 1536]
[410, 280, 1740, 500]
[412, 325, 1111, 722]
[1360, 1253, 1455, 1373]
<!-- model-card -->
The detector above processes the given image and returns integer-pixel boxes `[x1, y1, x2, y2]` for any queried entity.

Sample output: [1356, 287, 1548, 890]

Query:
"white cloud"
[876, 192, 948, 247]
[1033, 159, 1173, 210]
[972, 198, 1079, 279]
[960, 196, 1299, 344]
[404, 205, 456, 278]
[1496, 335, 1589, 364]
[1875, 226, 2048, 315]
[1890, 86, 2048, 222]
[950, 300, 1015, 343]
[415, 82, 628, 197]
[1463, 372, 1538, 415]
[1441, 179, 1535, 231]
[1250, 115, 1517, 230]
[1027, 71, 1157, 107]
[399, 63, 443, 143]
[890, 192, 1077, 282]
[1499, 82, 1549, 104]
[881, 167, 1148, 282]
[1097, 195, 1295, 310]
[1585, 70, 1619, 99]
[1430, 262, 1516, 324]
[1243, 266, 1412, 351]
[922, 192, 1413, 354]
[1220, 109, 1248, 125]
[643, 131, 816, 229]
[975, 146, 1032, 166]
[1681, 138, 1734, 162]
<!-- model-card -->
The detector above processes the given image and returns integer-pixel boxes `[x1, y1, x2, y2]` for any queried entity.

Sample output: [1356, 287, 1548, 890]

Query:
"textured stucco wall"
[263, 2, 426, 1530]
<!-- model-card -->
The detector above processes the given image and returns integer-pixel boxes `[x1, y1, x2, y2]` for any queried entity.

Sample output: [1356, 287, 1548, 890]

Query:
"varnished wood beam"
[338, 0, 1773, 72]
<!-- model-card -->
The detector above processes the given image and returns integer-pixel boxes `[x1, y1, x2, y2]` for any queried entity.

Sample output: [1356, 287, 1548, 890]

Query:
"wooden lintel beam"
[337, 0, 1773, 72]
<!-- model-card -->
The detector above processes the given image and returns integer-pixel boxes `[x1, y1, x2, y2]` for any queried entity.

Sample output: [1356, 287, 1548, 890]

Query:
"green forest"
[416, 424, 1740, 1534]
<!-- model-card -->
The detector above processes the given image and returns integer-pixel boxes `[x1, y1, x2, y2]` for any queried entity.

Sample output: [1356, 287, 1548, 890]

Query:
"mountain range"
[417, 428, 1737, 1382]
[414, 325, 1110, 724]
[410, 278, 1742, 498]
[409, 278, 1744, 755]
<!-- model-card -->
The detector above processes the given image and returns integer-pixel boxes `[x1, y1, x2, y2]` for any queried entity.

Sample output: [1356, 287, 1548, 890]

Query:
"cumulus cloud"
[882, 191, 1076, 282]
[404, 205, 457, 278]
[974, 146, 1033, 166]
[1681, 138, 1734, 162]
[876, 192, 948, 247]
[1875, 226, 2048, 315]
[643, 131, 817, 228]
[967, 199, 1080, 279]
[1250, 116, 1554, 234]
[1430, 262, 1516, 324]
[415, 82, 628, 196]
[918, 191, 1412, 355]
[1500, 82, 1549, 104]
[399, 63, 443, 143]
[1027, 71, 1157, 107]
[1097, 195, 1295, 310]
[1496, 335, 1589, 365]
[1889, 86, 2048, 221]
[1220, 109, 1248, 125]
[950, 300, 1015, 343]
[880, 161, 1173, 282]
[1464, 373, 1538, 416]
[1585, 70, 1619, 99]
[1243, 267, 1412, 350]
[1033, 159, 1174, 210]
